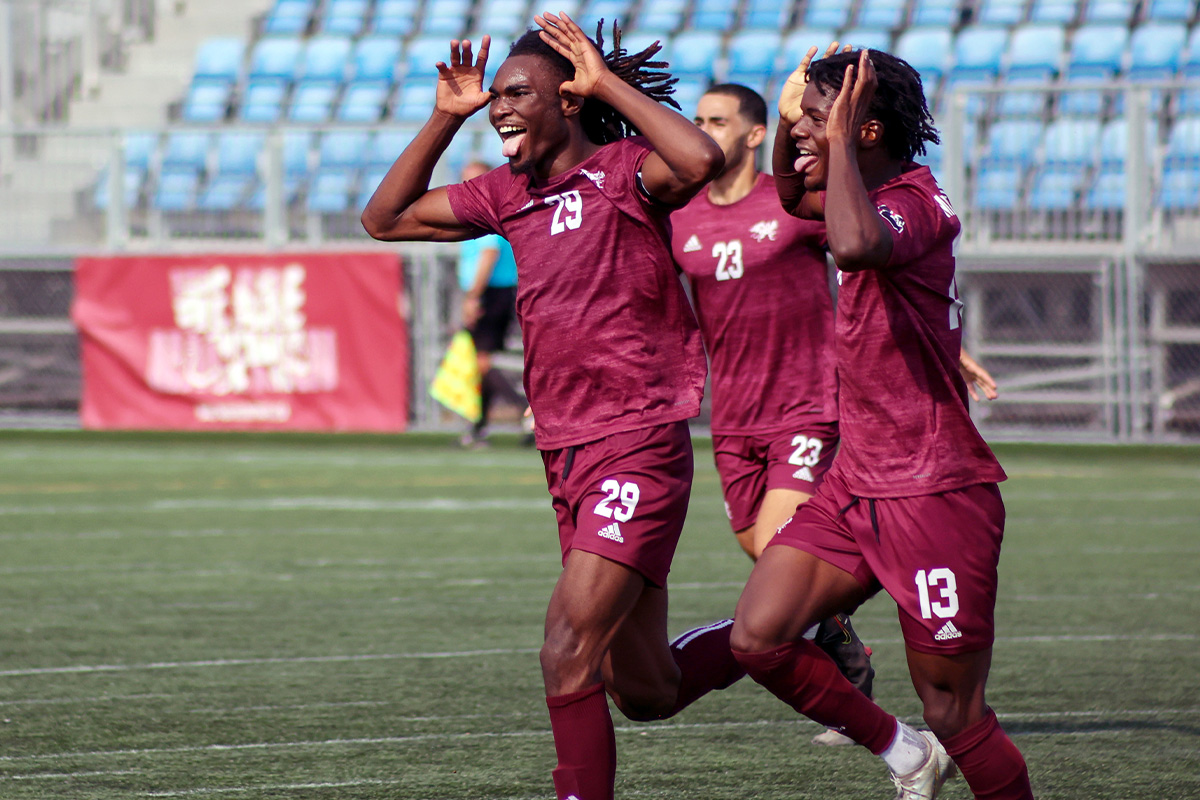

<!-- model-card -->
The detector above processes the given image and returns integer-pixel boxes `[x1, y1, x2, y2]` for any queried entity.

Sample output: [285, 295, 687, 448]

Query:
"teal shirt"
[457, 234, 517, 291]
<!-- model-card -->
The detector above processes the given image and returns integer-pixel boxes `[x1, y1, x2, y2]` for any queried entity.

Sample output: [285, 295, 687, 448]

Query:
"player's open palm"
[434, 37, 492, 118]
[535, 12, 610, 97]
[778, 42, 849, 124]
[827, 49, 878, 146]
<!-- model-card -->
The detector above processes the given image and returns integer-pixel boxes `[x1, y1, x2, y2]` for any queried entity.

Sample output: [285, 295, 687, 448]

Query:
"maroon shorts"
[541, 421, 693, 588]
[712, 422, 839, 532]
[769, 471, 1005, 654]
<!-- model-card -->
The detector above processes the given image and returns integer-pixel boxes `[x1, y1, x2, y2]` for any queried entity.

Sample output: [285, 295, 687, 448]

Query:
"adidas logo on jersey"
[597, 523, 624, 543]
[683, 234, 702, 253]
[792, 466, 814, 482]
[934, 620, 963, 641]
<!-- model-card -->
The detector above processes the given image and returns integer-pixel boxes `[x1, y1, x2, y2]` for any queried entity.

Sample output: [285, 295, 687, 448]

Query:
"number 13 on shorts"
[914, 567, 960, 619]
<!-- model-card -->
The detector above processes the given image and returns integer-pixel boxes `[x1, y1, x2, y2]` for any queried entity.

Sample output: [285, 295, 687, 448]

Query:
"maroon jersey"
[671, 173, 837, 435]
[829, 165, 1006, 497]
[446, 137, 707, 449]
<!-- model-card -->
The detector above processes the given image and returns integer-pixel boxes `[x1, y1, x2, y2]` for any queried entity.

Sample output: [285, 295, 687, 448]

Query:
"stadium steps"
[0, 0, 272, 247]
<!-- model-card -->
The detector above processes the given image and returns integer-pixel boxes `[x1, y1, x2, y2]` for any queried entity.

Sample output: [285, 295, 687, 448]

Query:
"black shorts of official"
[468, 285, 517, 354]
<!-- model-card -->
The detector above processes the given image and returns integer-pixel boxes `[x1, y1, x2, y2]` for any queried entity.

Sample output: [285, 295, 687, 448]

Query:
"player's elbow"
[693, 142, 725, 185]
[361, 206, 404, 241]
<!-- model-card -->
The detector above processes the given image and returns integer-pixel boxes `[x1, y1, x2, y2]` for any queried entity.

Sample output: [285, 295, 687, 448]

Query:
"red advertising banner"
[73, 252, 407, 432]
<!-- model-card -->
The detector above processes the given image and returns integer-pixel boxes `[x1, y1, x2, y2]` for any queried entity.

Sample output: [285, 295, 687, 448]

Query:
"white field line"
[0, 497, 551, 516]
[0, 632, 1195, 679]
[142, 779, 401, 797]
[0, 711, 1197, 771]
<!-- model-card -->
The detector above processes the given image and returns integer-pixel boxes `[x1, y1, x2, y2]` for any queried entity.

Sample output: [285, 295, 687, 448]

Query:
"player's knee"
[729, 613, 788, 655]
[539, 626, 596, 684]
[920, 692, 985, 739]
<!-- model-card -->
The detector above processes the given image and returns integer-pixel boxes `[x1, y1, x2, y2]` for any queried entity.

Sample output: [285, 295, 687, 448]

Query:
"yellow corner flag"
[429, 330, 482, 423]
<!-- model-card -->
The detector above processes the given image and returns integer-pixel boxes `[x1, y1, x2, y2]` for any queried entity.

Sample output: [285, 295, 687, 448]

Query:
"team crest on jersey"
[749, 220, 779, 242]
[933, 191, 956, 219]
[580, 168, 606, 188]
[683, 234, 702, 253]
[877, 204, 906, 233]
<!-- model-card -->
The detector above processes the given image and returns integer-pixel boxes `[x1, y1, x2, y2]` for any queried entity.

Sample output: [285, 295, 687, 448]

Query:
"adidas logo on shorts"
[597, 523, 624, 543]
[792, 466, 814, 482]
[934, 620, 963, 641]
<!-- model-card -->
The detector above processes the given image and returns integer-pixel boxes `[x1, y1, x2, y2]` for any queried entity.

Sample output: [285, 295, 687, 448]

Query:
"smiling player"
[362, 14, 750, 800]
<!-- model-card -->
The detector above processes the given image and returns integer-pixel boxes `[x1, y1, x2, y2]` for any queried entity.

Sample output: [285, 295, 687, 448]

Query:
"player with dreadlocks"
[363, 12, 746, 800]
[729, 47, 1034, 800]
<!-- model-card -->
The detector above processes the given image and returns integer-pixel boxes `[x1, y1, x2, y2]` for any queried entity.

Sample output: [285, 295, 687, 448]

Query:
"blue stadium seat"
[804, 0, 854, 29]
[973, 164, 1023, 209]
[1157, 164, 1200, 209]
[1007, 24, 1065, 79]
[155, 166, 201, 211]
[162, 131, 210, 170]
[1164, 116, 1200, 164]
[262, 0, 315, 35]
[283, 131, 314, 177]
[213, 131, 264, 177]
[317, 131, 371, 171]
[197, 174, 255, 211]
[690, 0, 737, 31]
[976, 0, 1026, 26]
[839, 28, 892, 52]
[981, 119, 1043, 166]
[855, 0, 907, 30]
[636, 0, 686, 33]
[123, 131, 158, 171]
[577, 0, 634, 31]
[239, 78, 288, 123]
[896, 28, 952, 84]
[192, 38, 244, 82]
[478, 0, 529, 37]
[670, 31, 721, 79]
[1086, 166, 1124, 209]
[321, 0, 369, 34]
[392, 82, 438, 121]
[350, 36, 401, 83]
[778, 28, 837, 83]
[248, 37, 303, 81]
[1027, 0, 1079, 24]
[1127, 23, 1187, 82]
[1058, 24, 1127, 115]
[421, 0, 471, 35]
[618, 32, 669, 63]
[1142, 0, 1194, 22]
[1098, 117, 1159, 167]
[1184, 26, 1200, 78]
[299, 35, 352, 82]
[949, 26, 1008, 83]
[742, 0, 791, 29]
[911, 0, 960, 26]
[307, 167, 357, 213]
[1041, 117, 1101, 164]
[366, 130, 416, 167]
[1084, 0, 1134, 23]
[337, 80, 390, 121]
[404, 36, 450, 79]
[93, 166, 143, 211]
[371, 0, 418, 35]
[1028, 167, 1085, 209]
[726, 30, 781, 83]
[357, 166, 390, 210]
[288, 80, 339, 122]
[671, 78, 706, 112]
[181, 78, 231, 122]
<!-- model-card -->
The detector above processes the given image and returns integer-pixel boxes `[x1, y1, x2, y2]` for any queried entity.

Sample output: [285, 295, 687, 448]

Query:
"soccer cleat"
[811, 727, 856, 746]
[890, 730, 957, 800]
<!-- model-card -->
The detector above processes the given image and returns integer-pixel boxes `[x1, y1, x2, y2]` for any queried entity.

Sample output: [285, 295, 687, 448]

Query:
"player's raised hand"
[778, 41, 850, 124]
[535, 11, 611, 97]
[826, 48, 878, 146]
[434, 36, 493, 118]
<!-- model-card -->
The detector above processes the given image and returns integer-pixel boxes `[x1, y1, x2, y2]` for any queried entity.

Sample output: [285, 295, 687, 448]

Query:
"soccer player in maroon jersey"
[362, 13, 748, 800]
[729, 49, 1034, 800]
[671, 82, 875, 745]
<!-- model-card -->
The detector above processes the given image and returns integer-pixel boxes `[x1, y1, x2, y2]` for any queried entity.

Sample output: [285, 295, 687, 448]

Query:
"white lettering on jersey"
[749, 220, 779, 242]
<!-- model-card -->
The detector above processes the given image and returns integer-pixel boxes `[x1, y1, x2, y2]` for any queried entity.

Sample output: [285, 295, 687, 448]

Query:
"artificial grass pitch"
[0, 431, 1196, 799]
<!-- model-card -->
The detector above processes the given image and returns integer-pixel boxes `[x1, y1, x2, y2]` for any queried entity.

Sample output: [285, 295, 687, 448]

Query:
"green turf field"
[0, 431, 1196, 799]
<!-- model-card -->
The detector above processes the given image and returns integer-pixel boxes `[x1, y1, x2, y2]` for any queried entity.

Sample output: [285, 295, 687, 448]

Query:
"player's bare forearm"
[597, 72, 724, 204]
[823, 142, 893, 270]
[361, 111, 475, 242]
[773, 118, 809, 216]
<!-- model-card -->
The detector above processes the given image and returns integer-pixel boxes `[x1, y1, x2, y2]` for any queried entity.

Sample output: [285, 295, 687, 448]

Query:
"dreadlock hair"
[704, 83, 768, 127]
[508, 21, 679, 144]
[806, 49, 939, 162]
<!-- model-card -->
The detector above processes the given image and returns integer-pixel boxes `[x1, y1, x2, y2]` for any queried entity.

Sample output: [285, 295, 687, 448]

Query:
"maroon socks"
[664, 619, 746, 717]
[734, 639, 897, 753]
[546, 682, 615, 800]
[942, 708, 1034, 800]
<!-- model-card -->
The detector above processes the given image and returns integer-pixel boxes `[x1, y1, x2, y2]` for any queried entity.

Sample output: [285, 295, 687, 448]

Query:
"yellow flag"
[429, 330, 482, 423]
